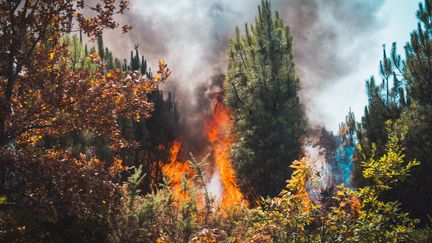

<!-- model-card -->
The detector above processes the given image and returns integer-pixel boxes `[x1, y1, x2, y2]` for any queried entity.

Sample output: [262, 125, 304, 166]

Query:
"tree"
[352, 0, 432, 224]
[97, 34, 105, 61]
[405, 0, 432, 106]
[352, 44, 408, 188]
[242, 122, 418, 242]
[0, 0, 171, 240]
[118, 88, 181, 193]
[224, 0, 305, 201]
[0, 0, 136, 146]
[387, 0, 432, 224]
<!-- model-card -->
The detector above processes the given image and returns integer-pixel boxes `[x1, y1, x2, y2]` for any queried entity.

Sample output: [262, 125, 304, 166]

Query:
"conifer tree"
[352, 44, 408, 188]
[97, 34, 105, 60]
[353, 0, 432, 224]
[405, 1, 432, 106]
[224, 0, 305, 201]
[141, 56, 148, 75]
[389, 0, 432, 224]
[114, 58, 122, 70]
[130, 51, 134, 71]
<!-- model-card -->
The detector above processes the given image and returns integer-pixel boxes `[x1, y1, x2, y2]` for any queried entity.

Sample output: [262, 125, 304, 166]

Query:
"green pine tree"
[224, 0, 305, 201]
[352, 44, 408, 188]
[97, 34, 105, 60]
[353, 0, 432, 225]
[389, 0, 432, 224]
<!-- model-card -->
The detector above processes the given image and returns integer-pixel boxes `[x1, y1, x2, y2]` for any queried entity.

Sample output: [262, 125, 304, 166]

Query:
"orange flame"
[161, 94, 245, 209]
[206, 95, 246, 208]
[162, 140, 194, 204]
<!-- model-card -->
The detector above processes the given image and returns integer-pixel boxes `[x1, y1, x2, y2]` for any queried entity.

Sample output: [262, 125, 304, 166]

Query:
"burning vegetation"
[205, 93, 245, 208]
[1, 0, 431, 242]
[160, 92, 246, 209]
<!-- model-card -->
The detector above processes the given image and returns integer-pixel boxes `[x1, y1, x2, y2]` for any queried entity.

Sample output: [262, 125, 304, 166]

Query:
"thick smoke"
[102, 0, 385, 135]
[273, 0, 385, 125]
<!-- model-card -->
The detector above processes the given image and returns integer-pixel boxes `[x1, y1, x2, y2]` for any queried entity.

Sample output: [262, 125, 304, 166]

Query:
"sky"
[319, 0, 419, 131]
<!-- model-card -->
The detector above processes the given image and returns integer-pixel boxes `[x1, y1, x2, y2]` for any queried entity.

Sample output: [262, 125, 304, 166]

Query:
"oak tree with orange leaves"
[0, 0, 170, 241]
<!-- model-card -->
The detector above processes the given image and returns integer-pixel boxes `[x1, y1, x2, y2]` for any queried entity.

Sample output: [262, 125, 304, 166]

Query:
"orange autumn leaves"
[3, 42, 170, 149]
[0, 0, 144, 147]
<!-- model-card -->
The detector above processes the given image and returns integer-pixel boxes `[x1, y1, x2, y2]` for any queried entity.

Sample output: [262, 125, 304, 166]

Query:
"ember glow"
[205, 94, 245, 208]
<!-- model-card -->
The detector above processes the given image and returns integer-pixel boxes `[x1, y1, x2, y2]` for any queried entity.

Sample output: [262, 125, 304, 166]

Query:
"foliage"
[353, 43, 408, 188]
[0, 0, 171, 241]
[0, 1, 429, 242]
[0, 147, 121, 242]
[406, 0, 432, 106]
[0, 0, 132, 145]
[225, 0, 305, 202]
[352, 0, 432, 224]
[108, 154, 216, 243]
[237, 123, 418, 242]
[118, 88, 180, 193]
[104, 124, 419, 242]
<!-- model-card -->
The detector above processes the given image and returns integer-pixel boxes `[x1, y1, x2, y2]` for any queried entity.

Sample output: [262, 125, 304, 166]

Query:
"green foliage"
[405, 0, 432, 106]
[360, 121, 419, 193]
[118, 89, 180, 193]
[109, 154, 214, 242]
[353, 43, 408, 188]
[225, 0, 305, 201]
[2, 1, 430, 242]
[353, 0, 432, 224]
[63, 34, 98, 71]
[0, 195, 7, 205]
[4, 125, 417, 242]
[97, 34, 105, 60]
[355, 121, 419, 241]
[237, 124, 418, 242]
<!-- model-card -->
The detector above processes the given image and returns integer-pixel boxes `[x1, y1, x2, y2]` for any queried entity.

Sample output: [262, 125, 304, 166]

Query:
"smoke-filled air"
[1, 0, 431, 242]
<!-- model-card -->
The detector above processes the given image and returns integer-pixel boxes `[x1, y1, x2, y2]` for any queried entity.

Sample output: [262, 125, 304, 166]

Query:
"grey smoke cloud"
[102, 0, 385, 129]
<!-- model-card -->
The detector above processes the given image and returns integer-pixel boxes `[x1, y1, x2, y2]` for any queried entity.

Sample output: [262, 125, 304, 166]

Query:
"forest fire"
[205, 93, 245, 208]
[161, 140, 194, 204]
[161, 92, 245, 208]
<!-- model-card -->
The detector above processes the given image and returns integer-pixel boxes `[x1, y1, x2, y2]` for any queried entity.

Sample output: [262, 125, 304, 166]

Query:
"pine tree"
[134, 45, 140, 71]
[352, 44, 408, 188]
[130, 51, 133, 71]
[114, 58, 122, 70]
[97, 34, 105, 60]
[117, 89, 180, 193]
[353, 0, 432, 224]
[123, 58, 128, 72]
[106, 50, 114, 70]
[141, 56, 147, 76]
[69, 35, 83, 70]
[405, 0, 432, 106]
[224, 0, 305, 201]
[389, 0, 432, 224]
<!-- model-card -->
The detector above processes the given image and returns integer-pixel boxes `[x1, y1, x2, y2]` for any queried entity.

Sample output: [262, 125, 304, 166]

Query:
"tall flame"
[161, 94, 245, 209]
[162, 140, 194, 204]
[206, 94, 246, 208]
